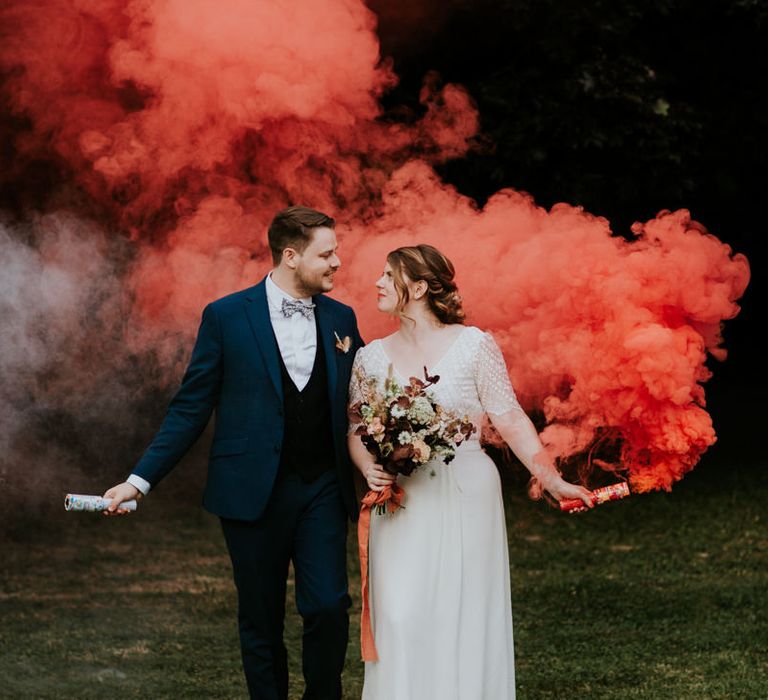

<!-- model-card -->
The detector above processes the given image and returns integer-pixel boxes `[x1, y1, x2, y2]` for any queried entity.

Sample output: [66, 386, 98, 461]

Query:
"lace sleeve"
[347, 348, 367, 437]
[473, 331, 526, 417]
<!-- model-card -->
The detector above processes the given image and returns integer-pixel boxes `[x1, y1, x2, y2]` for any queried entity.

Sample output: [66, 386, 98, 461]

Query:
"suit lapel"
[244, 278, 283, 402]
[314, 295, 339, 405]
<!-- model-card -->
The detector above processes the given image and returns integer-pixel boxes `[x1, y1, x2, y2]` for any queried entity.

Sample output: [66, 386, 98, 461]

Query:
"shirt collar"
[266, 271, 313, 312]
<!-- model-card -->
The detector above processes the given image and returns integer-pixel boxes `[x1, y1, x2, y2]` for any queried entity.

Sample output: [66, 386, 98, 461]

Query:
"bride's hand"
[540, 475, 595, 513]
[363, 462, 396, 492]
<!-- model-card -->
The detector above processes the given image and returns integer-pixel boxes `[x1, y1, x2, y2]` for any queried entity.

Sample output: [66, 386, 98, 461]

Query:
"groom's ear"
[282, 247, 299, 269]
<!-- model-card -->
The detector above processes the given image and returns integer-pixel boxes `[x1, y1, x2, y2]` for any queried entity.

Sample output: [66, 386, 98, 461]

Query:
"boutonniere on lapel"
[334, 331, 352, 354]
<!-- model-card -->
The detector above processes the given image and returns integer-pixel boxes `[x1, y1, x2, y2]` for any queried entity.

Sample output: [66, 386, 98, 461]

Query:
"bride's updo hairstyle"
[386, 244, 465, 324]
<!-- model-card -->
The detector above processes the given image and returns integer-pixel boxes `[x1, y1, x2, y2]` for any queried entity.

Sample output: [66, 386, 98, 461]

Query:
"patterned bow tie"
[281, 297, 315, 320]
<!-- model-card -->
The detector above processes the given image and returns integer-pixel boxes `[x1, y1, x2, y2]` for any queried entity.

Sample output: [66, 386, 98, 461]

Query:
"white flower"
[397, 431, 412, 445]
[408, 396, 435, 424]
[391, 404, 406, 418]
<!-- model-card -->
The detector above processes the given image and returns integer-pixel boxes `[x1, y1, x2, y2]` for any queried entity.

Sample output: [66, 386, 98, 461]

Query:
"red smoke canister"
[560, 482, 630, 512]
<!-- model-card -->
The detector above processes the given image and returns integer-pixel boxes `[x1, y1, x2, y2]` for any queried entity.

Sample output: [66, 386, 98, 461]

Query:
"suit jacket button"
[274, 445, 280, 453]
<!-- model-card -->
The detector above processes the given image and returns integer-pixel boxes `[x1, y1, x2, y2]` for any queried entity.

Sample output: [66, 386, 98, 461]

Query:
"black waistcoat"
[275, 319, 336, 482]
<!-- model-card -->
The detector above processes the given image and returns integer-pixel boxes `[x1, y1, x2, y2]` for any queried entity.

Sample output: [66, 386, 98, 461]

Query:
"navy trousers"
[220, 470, 351, 700]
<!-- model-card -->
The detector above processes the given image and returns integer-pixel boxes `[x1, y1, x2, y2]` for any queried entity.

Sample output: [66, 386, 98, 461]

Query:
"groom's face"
[292, 226, 340, 295]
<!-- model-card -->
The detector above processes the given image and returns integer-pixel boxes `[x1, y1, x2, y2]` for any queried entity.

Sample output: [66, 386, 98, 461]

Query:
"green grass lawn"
[1, 460, 765, 699]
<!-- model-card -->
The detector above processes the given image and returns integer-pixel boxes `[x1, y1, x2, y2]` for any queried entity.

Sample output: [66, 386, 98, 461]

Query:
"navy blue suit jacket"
[132, 275, 365, 521]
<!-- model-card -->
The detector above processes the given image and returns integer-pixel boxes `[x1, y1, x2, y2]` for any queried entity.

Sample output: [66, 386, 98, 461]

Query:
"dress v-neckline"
[377, 326, 471, 383]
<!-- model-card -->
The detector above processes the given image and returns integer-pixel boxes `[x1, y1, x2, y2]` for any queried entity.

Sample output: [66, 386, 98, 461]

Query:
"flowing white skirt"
[363, 440, 516, 700]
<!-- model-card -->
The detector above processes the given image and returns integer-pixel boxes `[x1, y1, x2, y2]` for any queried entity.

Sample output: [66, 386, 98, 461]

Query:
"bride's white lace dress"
[349, 325, 526, 700]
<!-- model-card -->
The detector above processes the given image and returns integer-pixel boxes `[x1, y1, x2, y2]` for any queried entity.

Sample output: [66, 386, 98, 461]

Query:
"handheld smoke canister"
[559, 482, 630, 512]
[64, 494, 138, 512]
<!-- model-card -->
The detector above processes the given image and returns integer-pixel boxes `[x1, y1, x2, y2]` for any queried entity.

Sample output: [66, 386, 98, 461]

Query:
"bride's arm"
[488, 410, 593, 507]
[474, 330, 594, 509]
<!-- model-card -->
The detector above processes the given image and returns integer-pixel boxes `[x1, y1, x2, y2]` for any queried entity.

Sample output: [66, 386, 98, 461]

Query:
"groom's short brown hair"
[268, 205, 335, 265]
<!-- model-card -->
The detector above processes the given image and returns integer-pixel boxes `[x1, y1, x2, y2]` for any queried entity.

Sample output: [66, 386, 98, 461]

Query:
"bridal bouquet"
[349, 364, 476, 513]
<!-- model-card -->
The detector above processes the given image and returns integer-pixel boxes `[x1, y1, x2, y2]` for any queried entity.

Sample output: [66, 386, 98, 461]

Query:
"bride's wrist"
[535, 470, 561, 491]
[357, 460, 375, 476]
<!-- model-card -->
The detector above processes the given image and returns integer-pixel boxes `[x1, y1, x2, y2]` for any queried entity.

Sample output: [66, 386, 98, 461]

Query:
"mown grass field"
[1, 458, 765, 699]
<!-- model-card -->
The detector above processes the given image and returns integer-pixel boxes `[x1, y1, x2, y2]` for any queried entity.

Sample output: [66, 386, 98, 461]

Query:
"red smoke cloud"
[338, 173, 749, 491]
[0, 0, 750, 499]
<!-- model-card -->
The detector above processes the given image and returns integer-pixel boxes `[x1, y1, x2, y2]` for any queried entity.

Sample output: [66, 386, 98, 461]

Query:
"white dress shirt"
[264, 271, 318, 391]
[127, 272, 317, 497]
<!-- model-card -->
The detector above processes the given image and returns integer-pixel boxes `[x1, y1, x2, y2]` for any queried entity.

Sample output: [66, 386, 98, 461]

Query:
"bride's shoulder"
[464, 325, 499, 338]
[359, 331, 397, 353]
[353, 336, 383, 360]
[461, 326, 499, 354]
[461, 325, 487, 342]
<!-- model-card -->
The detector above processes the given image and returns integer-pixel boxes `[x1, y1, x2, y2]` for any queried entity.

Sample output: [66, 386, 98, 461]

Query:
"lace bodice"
[347, 325, 526, 440]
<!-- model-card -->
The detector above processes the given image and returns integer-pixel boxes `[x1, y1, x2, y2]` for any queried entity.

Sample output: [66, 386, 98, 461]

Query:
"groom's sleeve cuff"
[127, 474, 151, 496]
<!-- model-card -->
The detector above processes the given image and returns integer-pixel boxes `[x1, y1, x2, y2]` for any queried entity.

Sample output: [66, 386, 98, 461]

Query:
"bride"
[347, 244, 595, 699]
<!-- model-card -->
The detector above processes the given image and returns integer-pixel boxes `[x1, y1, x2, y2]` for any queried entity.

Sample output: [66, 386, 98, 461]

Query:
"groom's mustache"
[0, 0, 749, 531]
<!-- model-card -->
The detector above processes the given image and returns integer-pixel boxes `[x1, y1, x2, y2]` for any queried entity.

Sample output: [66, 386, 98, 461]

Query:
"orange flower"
[412, 438, 431, 463]
[366, 416, 386, 442]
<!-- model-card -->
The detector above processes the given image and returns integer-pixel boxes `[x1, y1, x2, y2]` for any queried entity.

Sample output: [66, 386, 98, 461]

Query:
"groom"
[103, 205, 365, 700]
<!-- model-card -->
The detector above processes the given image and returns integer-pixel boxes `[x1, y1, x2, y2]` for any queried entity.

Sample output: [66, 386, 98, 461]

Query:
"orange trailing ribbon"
[358, 482, 405, 662]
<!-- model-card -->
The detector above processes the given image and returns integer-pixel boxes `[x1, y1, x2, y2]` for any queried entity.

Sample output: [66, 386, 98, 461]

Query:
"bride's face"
[376, 261, 422, 316]
[375, 262, 398, 315]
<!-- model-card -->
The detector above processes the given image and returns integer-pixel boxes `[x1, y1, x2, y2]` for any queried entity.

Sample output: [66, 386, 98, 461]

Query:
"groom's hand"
[102, 482, 142, 516]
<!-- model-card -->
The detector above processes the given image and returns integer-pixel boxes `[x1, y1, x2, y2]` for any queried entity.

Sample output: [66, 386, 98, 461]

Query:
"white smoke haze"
[0, 213, 197, 534]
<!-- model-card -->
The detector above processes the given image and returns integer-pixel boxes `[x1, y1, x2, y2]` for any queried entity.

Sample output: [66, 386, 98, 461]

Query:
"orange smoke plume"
[0, 0, 750, 498]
